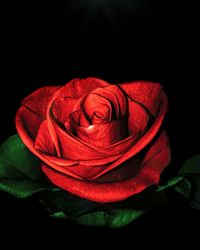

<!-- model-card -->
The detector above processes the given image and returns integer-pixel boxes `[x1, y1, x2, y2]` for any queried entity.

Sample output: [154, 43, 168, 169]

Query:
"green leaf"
[54, 210, 144, 227]
[45, 187, 159, 227]
[74, 211, 108, 226]
[174, 178, 192, 200]
[174, 154, 200, 209]
[70, 209, 145, 228]
[178, 155, 200, 176]
[0, 135, 56, 198]
[51, 211, 67, 219]
[107, 209, 145, 228]
[41, 190, 99, 217]
[157, 176, 183, 192]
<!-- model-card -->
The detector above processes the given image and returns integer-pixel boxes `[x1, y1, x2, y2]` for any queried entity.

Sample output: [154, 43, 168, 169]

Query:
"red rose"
[16, 78, 171, 203]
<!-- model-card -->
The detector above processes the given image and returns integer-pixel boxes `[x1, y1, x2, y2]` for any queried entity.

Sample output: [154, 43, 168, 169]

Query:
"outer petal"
[127, 100, 150, 136]
[15, 106, 43, 139]
[21, 86, 60, 120]
[51, 97, 78, 124]
[50, 78, 109, 99]
[120, 81, 162, 117]
[92, 92, 168, 179]
[42, 131, 171, 203]
[15, 108, 83, 180]
[16, 86, 59, 138]
[34, 120, 56, 155]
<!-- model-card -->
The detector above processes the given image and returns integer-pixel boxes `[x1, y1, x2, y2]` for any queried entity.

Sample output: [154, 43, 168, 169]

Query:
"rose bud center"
[71, 85, 128, 147]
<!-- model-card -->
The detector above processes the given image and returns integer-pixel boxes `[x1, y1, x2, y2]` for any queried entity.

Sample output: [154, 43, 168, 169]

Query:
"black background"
[1, 0, 199, 246]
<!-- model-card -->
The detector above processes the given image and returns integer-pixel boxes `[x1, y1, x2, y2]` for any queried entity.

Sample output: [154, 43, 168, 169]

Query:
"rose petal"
[82, 84, 127, 122]
[34, 121, 82, 169]
[92, 92, 168, 179]
[50, 117, 116, 160]
[70, 110, 90, 127]
[34, 120, 56, 155]
[128, 100, 150, 135]
[93, 133, 140, 156]
[48, 77, 109, 127]
[94, 154, 142, 182]
[15, 107, 82, 179]
[41, 131, 171, 203]
[21, 86, 60, 120]
[45, 78, 109, 155]
[78, 154, 123, 166]
[72, 93, 112, 126]
[75, 118, 128, 147]
[121, 81, 162, 117]
[39, 155, 78, 167]
[47, 104, 134, 167]
[62, 159, 129, 181]
[65, 121, 141, 159]
[52, 78, 109, 99]
[15, 106, 42, 139]
[141, 131, 171, 170]
[91, 85, 127, 118]
[71, 84, 127, 127]
[16, 86, 59, 138]
[47, 114, 126, 167]
[51, 97, 78, 124]
[63, 164, 109, 181]
[83, 96, 112, 124]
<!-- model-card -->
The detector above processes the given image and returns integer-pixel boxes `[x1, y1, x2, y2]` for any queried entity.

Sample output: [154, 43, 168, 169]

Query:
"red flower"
[16, 78, 171, 203]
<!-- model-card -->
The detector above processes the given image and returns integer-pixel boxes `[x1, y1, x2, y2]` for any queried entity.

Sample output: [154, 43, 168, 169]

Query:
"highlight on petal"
[75, 118, 128, 147]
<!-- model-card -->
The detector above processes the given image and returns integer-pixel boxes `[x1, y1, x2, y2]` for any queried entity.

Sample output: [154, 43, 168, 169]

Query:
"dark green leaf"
[50, 208, 145, 228]
[51, 212, 67, 219]
[174, 154, 200, 209]
[178, 155, 200, 176]
[74, 211, 108, 226]
[45, 187, 160, 227]
[107, 209, 145, 228]
[174, 178, 192, 199]
[41, 190, 99, 217]
[70, 208, 145, 228]
[157, 176, 183, 192]
[0, 135, 56, 198]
